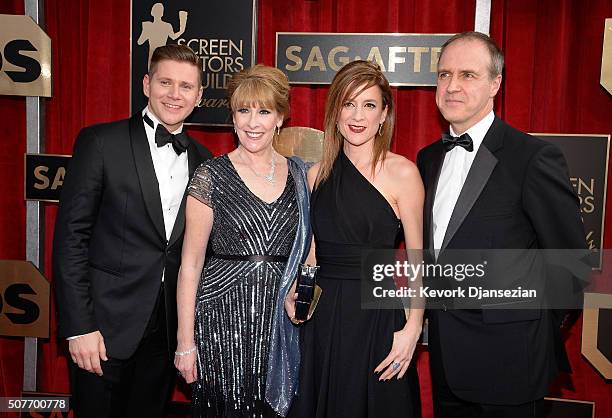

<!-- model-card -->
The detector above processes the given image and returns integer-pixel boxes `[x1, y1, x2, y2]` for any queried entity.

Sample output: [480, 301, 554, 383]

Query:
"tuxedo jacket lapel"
[424, 142, 445, 253]
[440, 117, 504, 252]
[168, 139, 201, 247]
[130, 115, 166, 242]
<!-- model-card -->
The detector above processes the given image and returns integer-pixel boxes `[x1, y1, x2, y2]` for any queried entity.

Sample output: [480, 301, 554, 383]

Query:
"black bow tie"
[442, 132, 474, 152]
[143, 114, 189, 155]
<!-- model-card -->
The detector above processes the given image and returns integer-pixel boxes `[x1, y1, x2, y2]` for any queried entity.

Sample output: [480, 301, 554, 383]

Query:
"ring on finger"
[391, 361, 401, 371]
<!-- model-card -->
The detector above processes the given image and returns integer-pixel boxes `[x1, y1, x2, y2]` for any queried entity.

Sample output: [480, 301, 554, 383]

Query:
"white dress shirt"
[432, 111, 495, 251]
[142, 107, 190, 243]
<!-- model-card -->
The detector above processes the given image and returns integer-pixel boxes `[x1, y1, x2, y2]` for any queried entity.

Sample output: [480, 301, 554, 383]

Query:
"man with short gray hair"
[417, 32, 586, 418]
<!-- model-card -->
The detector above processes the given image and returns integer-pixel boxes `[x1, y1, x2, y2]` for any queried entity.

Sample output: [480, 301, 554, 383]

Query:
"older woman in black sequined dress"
[175, 65, 311, 418]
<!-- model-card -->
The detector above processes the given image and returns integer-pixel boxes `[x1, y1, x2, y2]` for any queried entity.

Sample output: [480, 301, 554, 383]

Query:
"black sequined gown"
[289, 150, 421, 418]
[187, 155, 298, 418]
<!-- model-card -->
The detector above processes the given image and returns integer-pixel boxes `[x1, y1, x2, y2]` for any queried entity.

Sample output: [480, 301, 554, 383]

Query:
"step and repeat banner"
[0, 260, 49, 339]
[276, 33, 451, 86]
[0, 14, 51, 97]
[2, 3, 611, 417]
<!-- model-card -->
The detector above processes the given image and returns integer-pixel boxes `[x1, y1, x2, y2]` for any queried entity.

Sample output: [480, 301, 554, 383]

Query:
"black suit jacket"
[53, 114, 212, 359]
[416, 117, 586, 405]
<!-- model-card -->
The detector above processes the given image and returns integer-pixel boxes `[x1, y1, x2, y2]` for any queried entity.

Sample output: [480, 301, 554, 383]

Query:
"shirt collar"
[449, 110, 495, 154]
[142, 107, 183, 135]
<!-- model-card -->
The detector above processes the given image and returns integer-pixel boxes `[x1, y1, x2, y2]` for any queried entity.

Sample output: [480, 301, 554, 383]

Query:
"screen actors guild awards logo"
[131, 0, 256, 125]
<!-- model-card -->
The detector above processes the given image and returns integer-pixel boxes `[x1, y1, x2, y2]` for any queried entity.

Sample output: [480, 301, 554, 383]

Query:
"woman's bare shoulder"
[383, 152, 420, 182]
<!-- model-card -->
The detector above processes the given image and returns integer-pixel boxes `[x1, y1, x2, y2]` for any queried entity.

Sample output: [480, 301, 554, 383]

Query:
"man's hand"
[69, 331, 108, 376]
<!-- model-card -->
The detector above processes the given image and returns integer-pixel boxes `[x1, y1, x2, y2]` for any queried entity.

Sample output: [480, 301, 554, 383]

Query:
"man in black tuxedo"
[417, 32, 587, 418]
[53, 44, 212, 417]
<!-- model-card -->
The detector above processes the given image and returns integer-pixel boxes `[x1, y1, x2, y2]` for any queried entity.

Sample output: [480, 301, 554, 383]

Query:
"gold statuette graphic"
[137, 3, 189, 67]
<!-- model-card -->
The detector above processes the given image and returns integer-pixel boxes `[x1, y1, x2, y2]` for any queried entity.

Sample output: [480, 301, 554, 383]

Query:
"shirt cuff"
[67, 334, 84, 340]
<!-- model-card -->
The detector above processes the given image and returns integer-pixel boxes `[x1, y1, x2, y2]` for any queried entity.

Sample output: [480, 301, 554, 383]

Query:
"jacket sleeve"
[53, 126, 104, 338]
[522, 143, 589, 323]
[522, 143, 586, 250]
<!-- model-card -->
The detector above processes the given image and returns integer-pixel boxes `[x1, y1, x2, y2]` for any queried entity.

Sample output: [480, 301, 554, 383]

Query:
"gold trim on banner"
[532, 133, 610, 270]
[0, 260, 50, 338]
[25, 198, 61, 203]
[601, 18, 612, 95]
[25, 153, 72, 158]
[582, 292, 612, 380]
[0, 14, 52, 97]
[543, 398, 595, 417]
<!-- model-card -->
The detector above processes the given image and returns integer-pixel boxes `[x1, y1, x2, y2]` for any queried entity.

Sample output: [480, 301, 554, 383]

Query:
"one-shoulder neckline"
[340, 150, 400, 222]
[224, 154, 292, 205]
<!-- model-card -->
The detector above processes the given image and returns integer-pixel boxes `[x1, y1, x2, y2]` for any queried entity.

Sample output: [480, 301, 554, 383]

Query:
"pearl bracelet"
[175, 346, 197, 356]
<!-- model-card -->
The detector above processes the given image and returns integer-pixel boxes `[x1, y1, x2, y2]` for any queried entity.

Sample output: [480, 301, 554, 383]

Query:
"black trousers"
[432, 366, 544, 418]
[71, 286, 174, 418]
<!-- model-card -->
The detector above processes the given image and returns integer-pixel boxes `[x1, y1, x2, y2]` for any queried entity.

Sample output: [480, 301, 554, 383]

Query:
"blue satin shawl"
[264, 156, 311, 416]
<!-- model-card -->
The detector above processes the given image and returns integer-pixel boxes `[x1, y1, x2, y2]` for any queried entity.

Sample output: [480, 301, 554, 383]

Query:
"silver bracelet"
[175, 346, 197, 356]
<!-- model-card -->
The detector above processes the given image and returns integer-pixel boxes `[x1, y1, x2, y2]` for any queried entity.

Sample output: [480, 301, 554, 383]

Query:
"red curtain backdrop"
[1, 0, 611, 417]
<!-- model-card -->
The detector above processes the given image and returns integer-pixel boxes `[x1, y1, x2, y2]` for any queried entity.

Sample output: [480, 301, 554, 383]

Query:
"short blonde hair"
[227, 64, 290, 120]
[149, 44, 203, 85]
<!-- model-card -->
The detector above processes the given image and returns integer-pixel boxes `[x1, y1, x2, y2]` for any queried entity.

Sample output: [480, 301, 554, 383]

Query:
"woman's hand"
[284, 282, 303, 325]
[175, 195, 212, 384]
[374, 322, 421, 380]
[174, 344, 198, 384]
